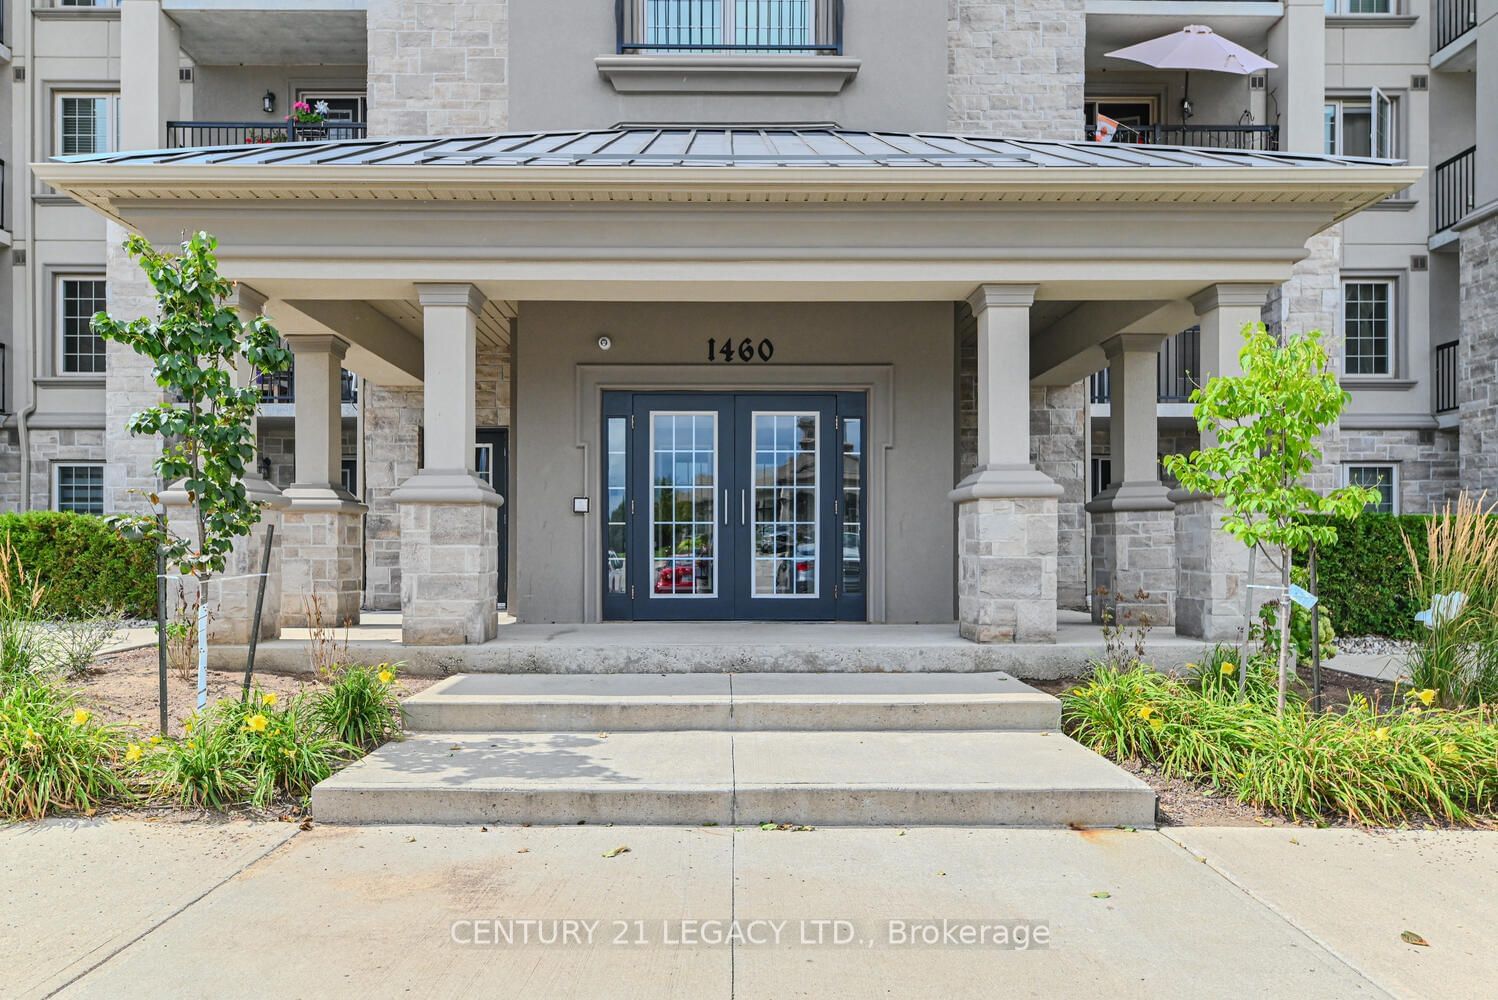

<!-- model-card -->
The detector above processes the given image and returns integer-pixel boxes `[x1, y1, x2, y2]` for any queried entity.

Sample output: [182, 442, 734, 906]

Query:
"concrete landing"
[402, 671, 1061, 731]
[311, 729, 1155, 828]
[210, 615, 1205, 679]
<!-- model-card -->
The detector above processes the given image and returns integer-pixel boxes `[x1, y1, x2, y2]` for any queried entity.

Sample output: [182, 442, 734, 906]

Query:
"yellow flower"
[1136, 705, 1155, 720]
[1416, 689, 1437, 707]
[1235, 771, 1248, 780]
[282, 747, 296, 758]
[1373, 727, 1390, 741]
[183, 720, 194, 734]
[260, 692, 279, 707]
[1148, 717, 1164, 731]
[1220, 662, 1236, 676]
[149, 735, 164, 745]
[124, 744, 143, 763]
[71, 708, 91, 726]
[378, 668, 395, 685]
[1443, 743, 1460, 759]
[244, 714, 269, 733]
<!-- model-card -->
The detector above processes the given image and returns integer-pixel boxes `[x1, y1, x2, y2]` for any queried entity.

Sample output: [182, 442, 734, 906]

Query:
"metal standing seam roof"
[52, 126, 1404, 170]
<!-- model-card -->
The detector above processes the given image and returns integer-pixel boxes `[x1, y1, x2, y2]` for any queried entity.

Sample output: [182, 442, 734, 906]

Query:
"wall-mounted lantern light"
[263, 91, 277, 114]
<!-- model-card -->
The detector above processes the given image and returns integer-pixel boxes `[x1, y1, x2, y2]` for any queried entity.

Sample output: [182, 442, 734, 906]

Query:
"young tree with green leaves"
[92, 231, 291, 576]
[1163, 324, 1378, 714]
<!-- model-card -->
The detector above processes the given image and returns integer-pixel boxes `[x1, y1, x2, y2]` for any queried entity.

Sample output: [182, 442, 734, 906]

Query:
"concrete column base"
[278, 503, 365, 629]
[397, 495, 500, 645]
[1173, 492, 1270, 641]
[1087, 505, 1176, 628]
[161, 476, 287, 643]
[956, 496, 1059, 643]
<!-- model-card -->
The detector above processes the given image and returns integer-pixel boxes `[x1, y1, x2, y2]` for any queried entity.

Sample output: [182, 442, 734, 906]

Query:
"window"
[1325, 90, 1395, 159]
[54, 465, 105, 515]
[1342, 279, 1396, 376]
[1345, 465, 1397, 514]
[1090, 456, 1112, 498]
[1325, 0, 1394, 12]
[57, 277, 107, 375]
[55, 93, 120, 157]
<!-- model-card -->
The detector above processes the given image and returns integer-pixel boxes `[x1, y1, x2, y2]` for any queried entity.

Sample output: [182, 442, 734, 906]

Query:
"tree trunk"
[1277, 548, 1292, 716]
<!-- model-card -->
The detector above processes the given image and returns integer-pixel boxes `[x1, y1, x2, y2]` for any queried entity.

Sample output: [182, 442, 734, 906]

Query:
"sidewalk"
[5, 819, 1492, 999]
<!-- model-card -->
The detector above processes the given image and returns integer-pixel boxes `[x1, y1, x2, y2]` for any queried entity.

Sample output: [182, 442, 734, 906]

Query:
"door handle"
[740, 489, 747, 526]
[722, 488, 728, 526]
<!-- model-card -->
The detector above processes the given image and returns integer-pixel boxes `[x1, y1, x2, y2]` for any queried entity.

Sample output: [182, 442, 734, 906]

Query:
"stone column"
[951, 285, 1062, 643]
[392, 284, 501, 645]
[280, 334, 365, 628]
[1174, 284, 1275, 641]
[1086, 333, 1175, 627]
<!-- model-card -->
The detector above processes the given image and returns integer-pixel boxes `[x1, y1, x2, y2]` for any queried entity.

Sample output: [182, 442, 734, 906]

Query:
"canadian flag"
[1093, 114, 1120, 143]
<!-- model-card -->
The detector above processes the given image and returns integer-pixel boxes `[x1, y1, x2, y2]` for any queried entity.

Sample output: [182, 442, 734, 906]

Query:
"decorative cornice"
[595, 55, 861, 95]
[416, 282, 487, 314]
[966, 284, 1038, 315]
[1189, 283, 1275, 315]
[282, 333, 350, 359]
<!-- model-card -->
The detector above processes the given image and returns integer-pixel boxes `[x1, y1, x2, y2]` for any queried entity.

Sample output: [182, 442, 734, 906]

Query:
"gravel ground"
[1335, 635, 1414, 657]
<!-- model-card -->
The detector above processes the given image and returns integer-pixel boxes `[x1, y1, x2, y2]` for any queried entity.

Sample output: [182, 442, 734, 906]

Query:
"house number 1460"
[707, 337, 775, 363]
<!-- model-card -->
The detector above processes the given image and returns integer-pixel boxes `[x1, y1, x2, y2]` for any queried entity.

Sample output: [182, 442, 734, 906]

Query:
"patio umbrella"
[1105, 25, 1276, 124]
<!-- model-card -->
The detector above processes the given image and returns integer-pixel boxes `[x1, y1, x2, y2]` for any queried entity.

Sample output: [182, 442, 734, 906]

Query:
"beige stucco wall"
[512, 301, 955, 624]
[507, 0, 946, 132]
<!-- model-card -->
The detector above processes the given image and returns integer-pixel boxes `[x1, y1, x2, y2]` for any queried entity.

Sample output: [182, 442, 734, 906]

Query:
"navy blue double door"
[602, 391, 867, 622]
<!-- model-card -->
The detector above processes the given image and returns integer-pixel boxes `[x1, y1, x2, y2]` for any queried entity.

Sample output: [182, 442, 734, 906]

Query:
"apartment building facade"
[4, 0, 1480, 643]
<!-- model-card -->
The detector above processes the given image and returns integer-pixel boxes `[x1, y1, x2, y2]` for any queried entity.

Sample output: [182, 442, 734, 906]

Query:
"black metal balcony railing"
[1434, 146, 1476, 234]
[259, 369, 359, 406]
[1435, 341, 1460, 415]
[1433, 0, 1477, 52]
[1104, 124, 1280, 152]
[1089, 327, 1202, 405]
[166, 121, 368, 149]
[616, 0, 843, 54]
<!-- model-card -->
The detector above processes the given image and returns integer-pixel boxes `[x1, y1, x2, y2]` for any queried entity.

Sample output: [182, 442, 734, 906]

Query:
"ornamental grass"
[1064, 661, 1498, 826]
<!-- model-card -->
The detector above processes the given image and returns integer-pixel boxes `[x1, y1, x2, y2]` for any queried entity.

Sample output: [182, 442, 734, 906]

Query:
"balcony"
[1434, 341, 1459, 417]
[616, 0, 843, 54]
[1433, 146, 1476, 234]
[1088, 327, 1201, 405]
[259, 369, 359, 407]
[166, 121, 368, 149]
[1102, 123, 1279, 152]
[1433, 0, 1477, 54]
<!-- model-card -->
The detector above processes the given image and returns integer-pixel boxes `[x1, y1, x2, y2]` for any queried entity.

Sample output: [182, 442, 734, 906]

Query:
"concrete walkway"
[5, 819, 1493, 999]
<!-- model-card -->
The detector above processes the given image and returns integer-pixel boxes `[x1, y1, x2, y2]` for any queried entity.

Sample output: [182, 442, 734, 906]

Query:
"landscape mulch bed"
[75, 647, 437, 734]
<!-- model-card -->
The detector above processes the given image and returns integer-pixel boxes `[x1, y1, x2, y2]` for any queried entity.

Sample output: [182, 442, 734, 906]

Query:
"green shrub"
[0, 513, 156, 620]
[0, 677, 131, 819]
[1063, 663, 1498, 825]
[1314, 513, 1428, 639]
[313, 663, 403, 751]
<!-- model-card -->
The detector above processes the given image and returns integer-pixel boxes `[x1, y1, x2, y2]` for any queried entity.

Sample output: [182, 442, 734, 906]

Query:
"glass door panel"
[751, 411, 819, 598]
[650, 412, 719, 598]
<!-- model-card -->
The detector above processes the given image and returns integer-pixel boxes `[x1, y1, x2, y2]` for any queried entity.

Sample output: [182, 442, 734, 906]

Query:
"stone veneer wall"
[104, 222, 166, 514]
[367, 0, 509, 135]
[256, 421, 360, 492]
[361, 383, 423, 610]
[1461, 216, 1498, 493]
[945, 0, 1085, 141]
[1031, 385, 1087, 610]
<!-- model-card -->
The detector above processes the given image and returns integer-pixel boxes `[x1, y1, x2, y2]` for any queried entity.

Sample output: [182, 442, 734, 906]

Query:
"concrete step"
[311, 730, 1157, 829]
[401, 672, 1061, 732]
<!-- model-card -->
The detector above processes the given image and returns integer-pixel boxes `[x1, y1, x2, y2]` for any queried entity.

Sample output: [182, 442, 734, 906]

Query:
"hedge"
[1315, 514, 1428, 640]
[0, 512, 156, 619]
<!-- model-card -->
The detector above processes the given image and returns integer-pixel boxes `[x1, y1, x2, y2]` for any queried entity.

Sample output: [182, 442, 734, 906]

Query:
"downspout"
[15, 5, 38, 510]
